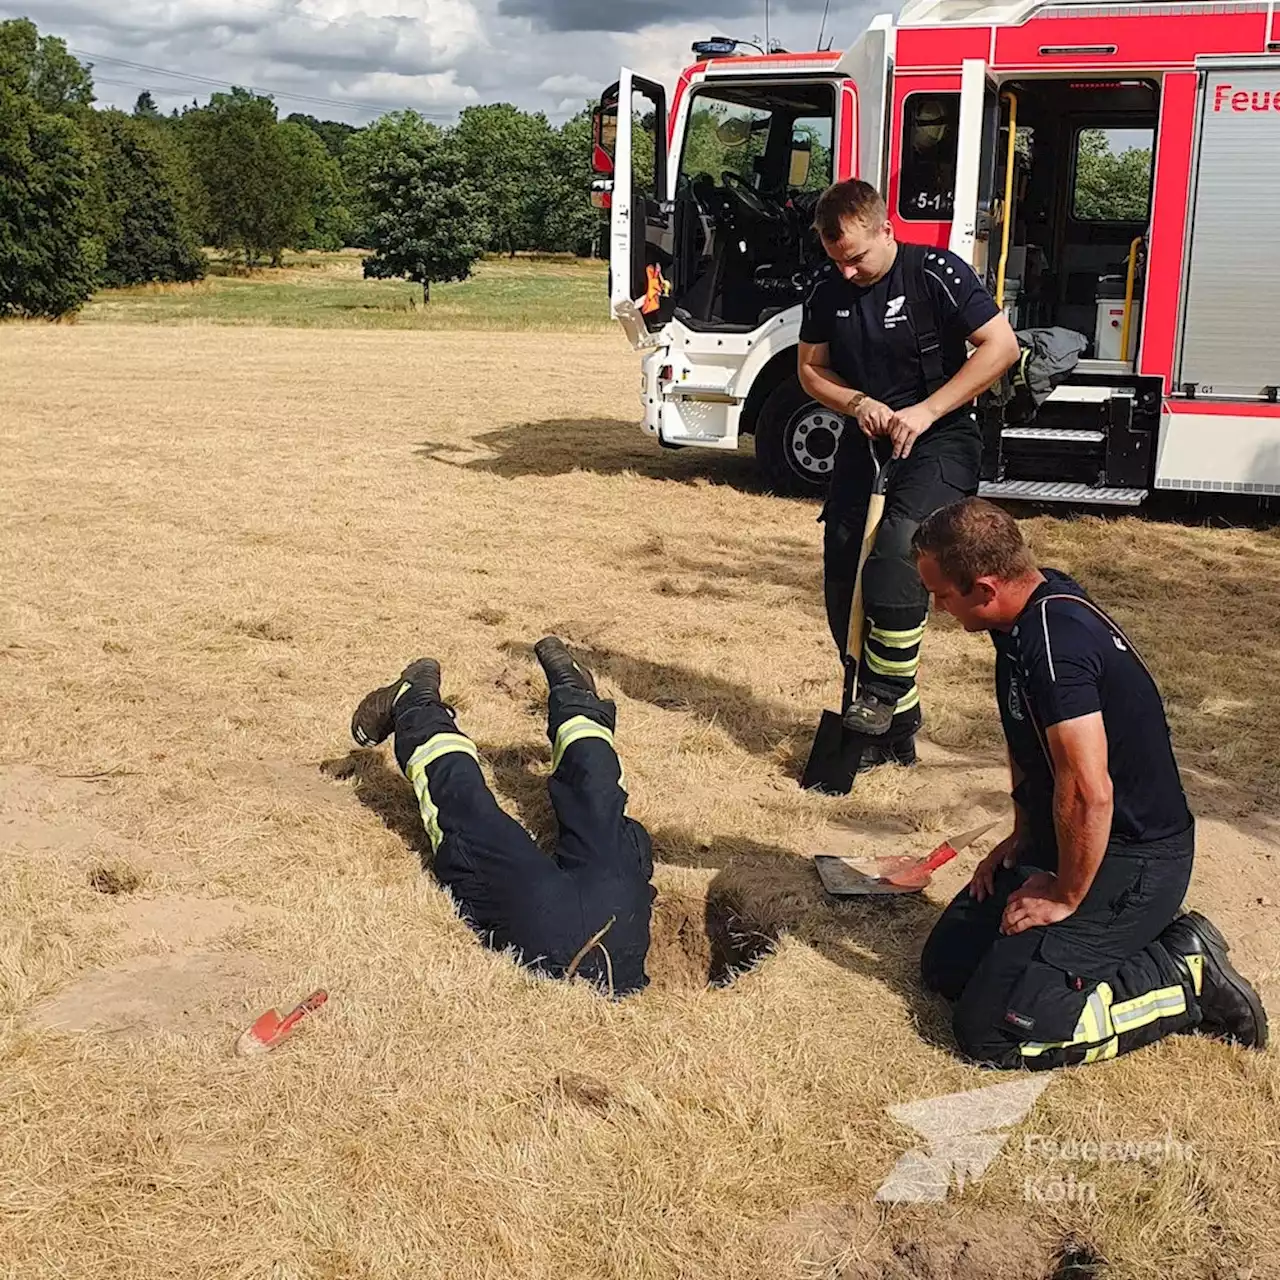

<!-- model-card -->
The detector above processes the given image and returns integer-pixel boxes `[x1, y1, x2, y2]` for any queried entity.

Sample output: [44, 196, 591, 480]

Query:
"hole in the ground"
[646, 889, 778, 991]
[1048, 1240, 1107, 1280]
[88, 864, 142, 895]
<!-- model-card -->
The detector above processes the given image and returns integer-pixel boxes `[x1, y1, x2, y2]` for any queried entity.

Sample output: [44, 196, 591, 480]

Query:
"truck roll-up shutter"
[1177, 62, 1280, 400]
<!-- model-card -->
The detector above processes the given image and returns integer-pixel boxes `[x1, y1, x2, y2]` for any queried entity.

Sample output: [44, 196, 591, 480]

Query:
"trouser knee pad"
[861, 514, 928, 626]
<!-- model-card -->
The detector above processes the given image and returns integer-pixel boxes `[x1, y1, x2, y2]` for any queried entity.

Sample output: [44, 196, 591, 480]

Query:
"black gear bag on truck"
[988, 326, 1089, 426]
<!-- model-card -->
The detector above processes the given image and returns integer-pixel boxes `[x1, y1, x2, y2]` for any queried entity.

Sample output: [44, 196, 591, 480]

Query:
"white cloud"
[0, 0, 883, 124]
[341, 67, 480, 108]
[538, 72, 598, 98]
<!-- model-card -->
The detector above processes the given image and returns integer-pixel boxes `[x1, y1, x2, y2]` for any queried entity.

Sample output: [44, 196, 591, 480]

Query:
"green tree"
[531, 108, 602, 256]
[278, 119, 351, 251]
[454, 103, 553, 256]
[1073, 128, 1153, 221]
[10, 18, 94, 116]
[350, 111, 488, 301]
[0, 18, 101, 318]
[133, 89, 160, 119]
[92, 109, 205, 286]
[284, 112, 358, 161]
[184, 89, 349, 264]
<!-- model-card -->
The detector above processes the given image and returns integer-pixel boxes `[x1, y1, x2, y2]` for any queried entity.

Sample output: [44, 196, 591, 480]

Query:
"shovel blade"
[800, 710, 869, 796]
[814, 855, 924, 895]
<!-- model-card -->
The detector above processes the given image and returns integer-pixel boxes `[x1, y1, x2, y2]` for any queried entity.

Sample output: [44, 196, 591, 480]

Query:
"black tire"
[753, 375, 847, 498]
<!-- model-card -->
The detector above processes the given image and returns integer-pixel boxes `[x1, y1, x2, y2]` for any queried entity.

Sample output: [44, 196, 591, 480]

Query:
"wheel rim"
[786, 404, 845, 484]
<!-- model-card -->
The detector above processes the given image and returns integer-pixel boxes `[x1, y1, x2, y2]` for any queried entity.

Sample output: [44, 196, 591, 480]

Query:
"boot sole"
[351, 685, 396, 747]
[533, 639, 597, 696]
[1184, 911, 1270, 1050]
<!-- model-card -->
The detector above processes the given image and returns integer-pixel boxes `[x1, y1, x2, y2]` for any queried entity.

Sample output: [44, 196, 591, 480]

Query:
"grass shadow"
[322, 748, 429, 864]
[415, 417, 783, 494]
[560, 641, 816, 771]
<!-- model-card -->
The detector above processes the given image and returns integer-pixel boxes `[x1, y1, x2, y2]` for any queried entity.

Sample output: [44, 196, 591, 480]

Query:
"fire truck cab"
[592, 0, 1280, 504]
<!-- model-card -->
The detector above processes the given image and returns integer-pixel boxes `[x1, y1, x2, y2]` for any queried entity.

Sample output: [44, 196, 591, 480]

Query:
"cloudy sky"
[2, 0, 881, 124]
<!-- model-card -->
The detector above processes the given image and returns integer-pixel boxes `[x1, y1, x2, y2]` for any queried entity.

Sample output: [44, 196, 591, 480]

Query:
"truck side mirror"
[592, 103, 617, 176]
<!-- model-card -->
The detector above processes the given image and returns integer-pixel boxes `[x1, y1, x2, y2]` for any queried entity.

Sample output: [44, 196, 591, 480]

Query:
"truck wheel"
[754, 376, 846, 498]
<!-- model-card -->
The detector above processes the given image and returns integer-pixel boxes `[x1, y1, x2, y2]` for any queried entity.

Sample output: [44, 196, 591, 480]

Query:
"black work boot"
[857, 703, 922, 772]
[1161, 911, 1268, 1049]
[841, 688, 897, 737]
[350, 658, 442, 747]
[533, 636, 597, 696]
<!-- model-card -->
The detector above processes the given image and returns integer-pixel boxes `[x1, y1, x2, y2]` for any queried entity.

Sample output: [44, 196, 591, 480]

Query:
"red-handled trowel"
[234, 989, 329, 1057]
[814, 820, 1001, 896]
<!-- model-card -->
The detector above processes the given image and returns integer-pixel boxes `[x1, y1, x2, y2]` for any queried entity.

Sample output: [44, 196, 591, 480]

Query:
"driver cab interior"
[660, 81, 836, 332]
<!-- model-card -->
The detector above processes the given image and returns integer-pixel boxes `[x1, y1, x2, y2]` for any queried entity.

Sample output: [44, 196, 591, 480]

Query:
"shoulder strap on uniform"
[1034, 593, 1156, 685]
[1014, 592, 1156, 781]
[898, 242, 946, 397]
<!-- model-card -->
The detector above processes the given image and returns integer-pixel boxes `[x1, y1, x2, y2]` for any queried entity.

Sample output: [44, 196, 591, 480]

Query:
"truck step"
[671, 382, 738, 400]
[979, 480, 1147, 506]
[1045, 384, 1121, 404]
[1001, 427, 1106, 443]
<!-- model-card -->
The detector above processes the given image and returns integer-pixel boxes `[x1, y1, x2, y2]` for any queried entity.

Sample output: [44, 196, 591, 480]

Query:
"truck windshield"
[677, 82, 834, 196]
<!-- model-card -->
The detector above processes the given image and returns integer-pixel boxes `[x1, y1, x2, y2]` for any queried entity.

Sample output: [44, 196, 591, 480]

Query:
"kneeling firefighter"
[914, 499, 1267, 1068]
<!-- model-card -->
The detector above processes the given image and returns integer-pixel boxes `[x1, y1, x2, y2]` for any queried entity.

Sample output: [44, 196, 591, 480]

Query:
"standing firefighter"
[799, 180, 1020, 761]
[350, 638, 655, 997]
[914, 499, 1267, 1068]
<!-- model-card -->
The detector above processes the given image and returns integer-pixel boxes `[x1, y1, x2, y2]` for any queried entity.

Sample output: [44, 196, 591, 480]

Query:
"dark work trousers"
[920, 827, 1200, 1069]
[822, 421, 981, 736]
[391, 685, 656, 997]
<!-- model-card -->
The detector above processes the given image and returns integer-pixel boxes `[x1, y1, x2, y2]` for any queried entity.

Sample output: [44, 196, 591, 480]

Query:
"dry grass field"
[2, 320, 1280, 1280]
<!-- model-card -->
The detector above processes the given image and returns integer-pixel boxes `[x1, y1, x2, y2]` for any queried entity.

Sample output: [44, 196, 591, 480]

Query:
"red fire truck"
[591, 0, 1280, 505]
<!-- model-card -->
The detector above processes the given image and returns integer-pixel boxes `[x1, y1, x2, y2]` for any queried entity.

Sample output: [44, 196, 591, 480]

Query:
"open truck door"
[596, 68, 669, 349]
[948, 59, 1003, 281]
[837, 16, 892, 187]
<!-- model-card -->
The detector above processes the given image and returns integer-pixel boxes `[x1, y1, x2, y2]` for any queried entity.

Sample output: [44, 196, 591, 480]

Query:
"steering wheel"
[721, 170, 783, 223]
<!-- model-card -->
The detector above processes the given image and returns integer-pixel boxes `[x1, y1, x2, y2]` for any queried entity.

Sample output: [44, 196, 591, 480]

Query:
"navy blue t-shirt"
[799, 245, 999, 433]
[992, 569, 1192, 864]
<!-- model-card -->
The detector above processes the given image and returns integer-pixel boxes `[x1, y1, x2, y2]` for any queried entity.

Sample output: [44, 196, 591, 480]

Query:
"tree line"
[1, 17, 602, 318]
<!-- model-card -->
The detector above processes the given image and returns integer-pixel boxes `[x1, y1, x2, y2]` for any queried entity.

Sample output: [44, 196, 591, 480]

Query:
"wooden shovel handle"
[844, 441, 893, 705]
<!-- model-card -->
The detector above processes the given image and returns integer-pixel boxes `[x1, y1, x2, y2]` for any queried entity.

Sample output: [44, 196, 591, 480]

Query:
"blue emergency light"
[691, 36, 742, 57]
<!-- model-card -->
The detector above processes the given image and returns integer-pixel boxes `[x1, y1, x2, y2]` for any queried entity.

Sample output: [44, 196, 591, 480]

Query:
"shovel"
[801, 437, 894, 795]
[235, 989, 328, 1057]
[814, 820, 1001, 896]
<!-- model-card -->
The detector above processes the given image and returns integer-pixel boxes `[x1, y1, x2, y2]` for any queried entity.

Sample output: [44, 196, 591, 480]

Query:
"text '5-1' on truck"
[589, 0, 1280, 507]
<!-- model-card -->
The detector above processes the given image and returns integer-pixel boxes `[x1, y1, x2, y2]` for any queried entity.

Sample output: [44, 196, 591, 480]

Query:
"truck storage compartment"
[1177, 62, 1280, 400]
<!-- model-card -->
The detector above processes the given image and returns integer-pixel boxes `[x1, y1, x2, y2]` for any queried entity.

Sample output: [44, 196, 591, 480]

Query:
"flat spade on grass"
[814, 821, 1001, 896]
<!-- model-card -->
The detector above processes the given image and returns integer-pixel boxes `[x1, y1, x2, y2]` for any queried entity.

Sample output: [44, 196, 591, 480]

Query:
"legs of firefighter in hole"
[360, 645, 653, 997]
